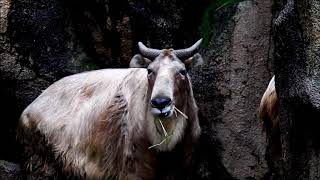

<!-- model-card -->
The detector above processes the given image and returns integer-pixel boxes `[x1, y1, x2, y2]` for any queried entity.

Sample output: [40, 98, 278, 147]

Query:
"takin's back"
[258, 76, 281, 165]
[18, 68, 150, 179]
[259, 76, 278, 131]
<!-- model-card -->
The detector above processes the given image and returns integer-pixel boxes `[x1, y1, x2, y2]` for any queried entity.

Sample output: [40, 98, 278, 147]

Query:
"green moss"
[201, 0, 241, 47]
[0, 160, 6, 165]
[83, 61, 99, 70]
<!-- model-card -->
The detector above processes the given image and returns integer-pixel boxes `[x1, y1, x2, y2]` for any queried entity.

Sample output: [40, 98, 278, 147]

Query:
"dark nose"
[151, 97, 172, 109]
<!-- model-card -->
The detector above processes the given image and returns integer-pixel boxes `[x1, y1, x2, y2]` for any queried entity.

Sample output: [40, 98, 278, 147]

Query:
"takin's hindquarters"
[259, 76, 281, 175]
[17, 68, 199, 180]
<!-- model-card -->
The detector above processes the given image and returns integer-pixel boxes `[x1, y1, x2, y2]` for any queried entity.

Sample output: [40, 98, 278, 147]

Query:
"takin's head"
[130, 39, 203, 119]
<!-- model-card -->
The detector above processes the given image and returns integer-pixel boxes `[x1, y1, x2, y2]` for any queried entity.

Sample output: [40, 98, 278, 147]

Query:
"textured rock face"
[193, 0, 273, 179]
[0, 160, 21, 180]
[217, 1, 272, 178]
[1, 0, 276, 179]
[0, 0, 22, 162]
[0, 0, 11, 33]
[274, 0, 320, 179]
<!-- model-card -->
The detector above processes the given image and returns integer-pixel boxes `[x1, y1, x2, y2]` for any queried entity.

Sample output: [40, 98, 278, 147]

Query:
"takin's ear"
[129, 54, 152, 68]
[184, 53, 204, 70]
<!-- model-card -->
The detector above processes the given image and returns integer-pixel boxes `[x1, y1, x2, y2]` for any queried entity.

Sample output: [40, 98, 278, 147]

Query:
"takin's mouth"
[150, 105, 173, 118]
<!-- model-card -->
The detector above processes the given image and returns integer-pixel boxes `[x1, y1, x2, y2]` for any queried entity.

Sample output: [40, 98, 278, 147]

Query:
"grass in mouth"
[148, 106, 188, 149]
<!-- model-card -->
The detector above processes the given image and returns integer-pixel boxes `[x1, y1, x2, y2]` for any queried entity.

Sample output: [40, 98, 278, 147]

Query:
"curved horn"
[173, 39, 202, 59]
[138, 42, 162, 59]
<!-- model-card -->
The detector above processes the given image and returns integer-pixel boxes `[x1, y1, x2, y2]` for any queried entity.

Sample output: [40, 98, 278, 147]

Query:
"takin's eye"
[147, 68, 153, 75]
[179, 69, 187, 76]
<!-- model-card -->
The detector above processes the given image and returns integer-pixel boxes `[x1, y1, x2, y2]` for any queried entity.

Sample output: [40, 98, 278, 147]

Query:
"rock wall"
[0, 0, 277, 179]
[0, 160, 21, 180]
[274, 0, 320, 179]
[193, 0, 273, 179]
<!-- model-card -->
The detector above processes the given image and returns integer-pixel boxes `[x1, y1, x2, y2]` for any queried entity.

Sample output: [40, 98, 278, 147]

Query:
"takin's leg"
[118, 136, 156, 180]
